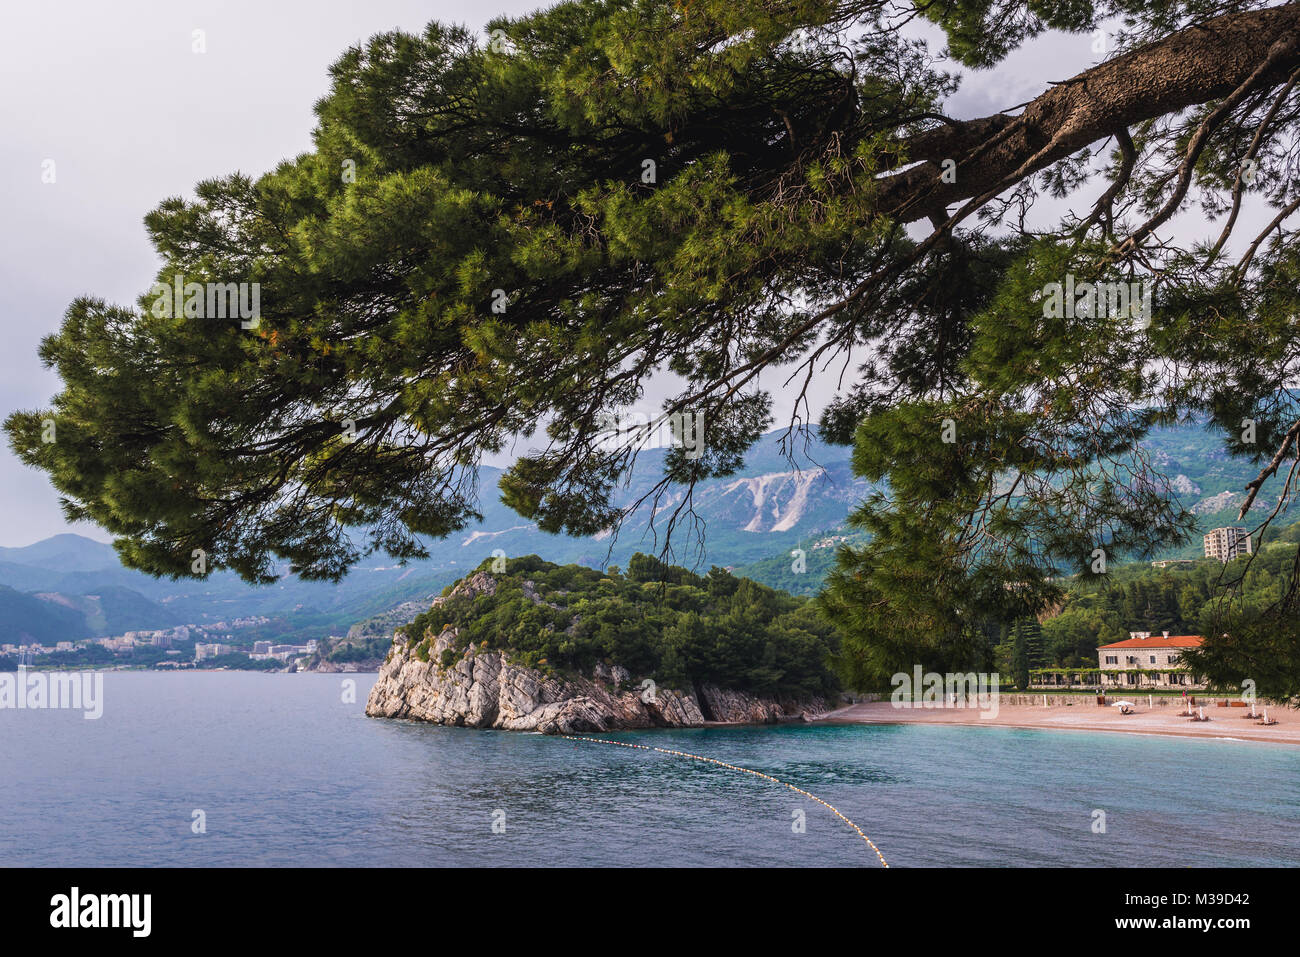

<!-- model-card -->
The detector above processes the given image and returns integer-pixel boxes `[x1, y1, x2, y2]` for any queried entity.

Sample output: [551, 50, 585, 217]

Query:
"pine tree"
[1019, 619, 1047, 670]
[6, 0, 1300, 693]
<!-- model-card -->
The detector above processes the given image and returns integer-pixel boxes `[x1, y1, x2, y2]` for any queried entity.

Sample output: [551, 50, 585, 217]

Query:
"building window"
[1105, 655, 1118, 665]
[1150, 655, 1156, 664]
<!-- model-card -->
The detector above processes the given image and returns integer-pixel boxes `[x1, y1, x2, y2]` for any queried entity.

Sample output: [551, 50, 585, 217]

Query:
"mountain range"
[0, 421, 1280, 643]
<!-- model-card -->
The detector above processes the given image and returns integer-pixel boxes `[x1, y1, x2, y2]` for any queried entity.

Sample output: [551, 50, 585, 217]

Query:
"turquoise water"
[2, 672, 1297, 866]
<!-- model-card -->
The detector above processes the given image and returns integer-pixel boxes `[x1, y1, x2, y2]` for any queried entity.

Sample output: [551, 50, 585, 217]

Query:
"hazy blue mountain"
[731, 421, 1290, 590]
[32, 587, 186, 637]
[0, 421, 1279, 638]
[0, 585, 91, 644]
[0, 533, 121, 572]
[1138, 422, 1277, 553]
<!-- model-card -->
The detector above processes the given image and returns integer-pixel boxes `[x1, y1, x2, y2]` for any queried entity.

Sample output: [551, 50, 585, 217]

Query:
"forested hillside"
[977, 520, 1300, 692]
[402, 554, 841, 699]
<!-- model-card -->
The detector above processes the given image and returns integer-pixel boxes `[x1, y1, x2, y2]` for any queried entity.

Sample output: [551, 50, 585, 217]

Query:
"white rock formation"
[364, 573, 827, 734]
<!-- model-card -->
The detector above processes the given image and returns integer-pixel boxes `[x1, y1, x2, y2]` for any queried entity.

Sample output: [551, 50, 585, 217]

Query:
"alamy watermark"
[149, 273, 261, 329]
[0, 668, 103, 719]
[891, 666, 1000, 719]
[49, 887, 150, 937]
[595, 409, 704, 460]
[1040, 274, 1152, 329]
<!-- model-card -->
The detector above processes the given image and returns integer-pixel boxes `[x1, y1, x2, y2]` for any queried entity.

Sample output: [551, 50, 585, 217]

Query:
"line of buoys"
[561, 734, 889, 867]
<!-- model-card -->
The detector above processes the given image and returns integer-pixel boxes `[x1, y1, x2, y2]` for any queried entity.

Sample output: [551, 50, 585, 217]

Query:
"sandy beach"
[823, 699, 1300, 746]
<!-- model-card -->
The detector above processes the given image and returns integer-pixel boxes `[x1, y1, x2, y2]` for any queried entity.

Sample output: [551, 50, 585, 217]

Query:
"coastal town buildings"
[123, 630, 173, 648]
[5, 619, 314, 669]
[1028, 632, 1206, 690]
[194, 642, 234, 660]
[248, 641, 315, 662]
[1096, 632, 1205, 689]
[1203, 526, 1253, 562]
[3, 643, 54, 657]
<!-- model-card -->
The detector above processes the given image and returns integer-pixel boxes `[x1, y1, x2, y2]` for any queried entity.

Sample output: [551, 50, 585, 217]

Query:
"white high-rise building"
[1203, 526, 1253, 562]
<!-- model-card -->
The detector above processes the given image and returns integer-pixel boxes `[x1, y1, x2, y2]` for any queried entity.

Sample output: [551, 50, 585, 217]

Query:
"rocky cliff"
[364, 573, 828, 734]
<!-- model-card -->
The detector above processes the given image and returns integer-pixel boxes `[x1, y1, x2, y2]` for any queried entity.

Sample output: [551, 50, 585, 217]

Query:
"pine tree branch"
[879, 3, 1300, 225]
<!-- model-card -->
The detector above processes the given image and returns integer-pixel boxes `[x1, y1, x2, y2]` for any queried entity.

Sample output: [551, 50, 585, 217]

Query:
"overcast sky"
[0, 1, 1115, 546]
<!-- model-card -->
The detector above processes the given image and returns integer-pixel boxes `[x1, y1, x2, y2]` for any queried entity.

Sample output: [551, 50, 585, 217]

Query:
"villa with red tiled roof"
[1097, 632, 1204, 689]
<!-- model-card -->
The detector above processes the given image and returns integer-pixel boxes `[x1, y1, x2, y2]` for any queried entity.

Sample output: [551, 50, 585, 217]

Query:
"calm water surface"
[2, 672, 1297, 866]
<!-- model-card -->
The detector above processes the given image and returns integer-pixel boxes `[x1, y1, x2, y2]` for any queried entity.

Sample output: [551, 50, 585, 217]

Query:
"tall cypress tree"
[1019, 619, 1047, 671]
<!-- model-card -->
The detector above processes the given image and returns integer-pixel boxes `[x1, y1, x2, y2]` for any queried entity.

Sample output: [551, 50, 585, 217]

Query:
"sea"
[2, 672, 1297, 867]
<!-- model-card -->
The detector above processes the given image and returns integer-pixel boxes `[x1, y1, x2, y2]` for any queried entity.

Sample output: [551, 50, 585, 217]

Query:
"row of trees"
[841, 526, 1300, 691]
[992, 620, 1047, 690]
